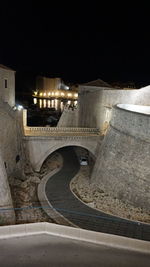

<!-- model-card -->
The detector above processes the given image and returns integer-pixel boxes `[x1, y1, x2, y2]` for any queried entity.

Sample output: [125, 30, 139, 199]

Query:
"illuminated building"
[32, 76, 78, 111]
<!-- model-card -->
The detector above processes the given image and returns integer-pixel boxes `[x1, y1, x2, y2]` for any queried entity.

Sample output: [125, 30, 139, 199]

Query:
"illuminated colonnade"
[33, 90, 78, 110]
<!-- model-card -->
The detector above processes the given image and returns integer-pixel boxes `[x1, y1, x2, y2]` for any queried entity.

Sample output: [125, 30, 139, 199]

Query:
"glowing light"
[51, 99, 54, 107]
[43, 92, 46, 96]
[48, 92, 51, 96]
[40, 93, 43, 96]
[61, 92, 65, 96]
[48, 100, 50, 108]
[74, 100, 78, 105]
[74, 93, 78, 97]
[39, 99, 42, 108]
[68, 100, 71, 105]
[68, 93, 72, 97]
[52, 92, 54, 96]
[33, 98, 37, 104]
[43, 99, 46, 108]
[17, 105, 23, 111]
[34, 91, 38, 96]
[54, 99, 58, 110]
[55, 92, 59, 96]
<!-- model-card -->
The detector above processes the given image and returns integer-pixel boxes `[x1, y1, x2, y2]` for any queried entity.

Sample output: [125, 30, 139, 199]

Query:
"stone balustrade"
[24, 126, 100, 136]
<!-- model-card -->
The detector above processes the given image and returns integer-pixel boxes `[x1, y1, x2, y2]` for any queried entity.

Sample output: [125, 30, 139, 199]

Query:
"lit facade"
[33, 76, 78, 111]
[0, 64, 15, 107]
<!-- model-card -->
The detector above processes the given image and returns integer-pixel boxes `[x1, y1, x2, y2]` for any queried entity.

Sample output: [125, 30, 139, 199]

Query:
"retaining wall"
[91, 104, 150, 211]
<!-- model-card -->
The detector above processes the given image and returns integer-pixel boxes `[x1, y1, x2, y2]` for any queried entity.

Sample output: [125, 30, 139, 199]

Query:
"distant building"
[111, 81, 137, 89]
[0, 64, 15, 107]
[32, 76, 78, 111]
[82, 79, 112, 88]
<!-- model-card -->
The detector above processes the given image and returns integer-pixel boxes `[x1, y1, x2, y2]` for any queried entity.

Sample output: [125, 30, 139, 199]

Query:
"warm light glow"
[48, 92, 51, 96]
[55, 92, 59, 96]
[48, 100, 50, 108]
[55, 99, 58, 110]
[43, 92, 46, 96]
[74, 93, 78, 97]
[33, 98, 37, 104]
[40, 93, 43, 96]
[68, 93, 72, 97]
[43, 99, 46, 108]
[68, 100, 71, 105]
[52, 92, 54, 96]
[61, 92, 65, 96]
[34, 91, 38, 96]
[39, 99, 42, 108]
[74, 100, 78, 105]
[51, 99, 54, 107]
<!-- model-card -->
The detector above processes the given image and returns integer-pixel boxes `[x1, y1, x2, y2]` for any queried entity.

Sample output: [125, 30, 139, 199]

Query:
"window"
[4, 79, 8, 88]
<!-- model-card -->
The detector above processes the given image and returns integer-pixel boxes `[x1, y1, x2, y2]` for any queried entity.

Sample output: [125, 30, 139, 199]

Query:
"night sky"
[0, 2, 150, 96]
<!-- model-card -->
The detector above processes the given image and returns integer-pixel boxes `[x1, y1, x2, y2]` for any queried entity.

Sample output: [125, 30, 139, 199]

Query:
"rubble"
[70, 166, 150, 224]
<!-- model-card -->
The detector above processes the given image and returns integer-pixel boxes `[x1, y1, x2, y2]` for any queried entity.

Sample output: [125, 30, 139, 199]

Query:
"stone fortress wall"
[0, 103, 22, 224]
[58, 107, 78, 127]
[78, 85, 150, 130]
[58, 83, 150, 211]
[91, 104, 150, 211]
[0, 66, 25, 224]
[59, 84, 150, 131]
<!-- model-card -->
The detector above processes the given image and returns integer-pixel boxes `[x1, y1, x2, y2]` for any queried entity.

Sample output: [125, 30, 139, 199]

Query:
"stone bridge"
[23, 126, 101, 171]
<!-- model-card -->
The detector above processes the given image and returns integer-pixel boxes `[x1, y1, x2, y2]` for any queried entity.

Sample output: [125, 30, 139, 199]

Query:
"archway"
[36, 143, 96, 172]
[40, 145, 95, 175]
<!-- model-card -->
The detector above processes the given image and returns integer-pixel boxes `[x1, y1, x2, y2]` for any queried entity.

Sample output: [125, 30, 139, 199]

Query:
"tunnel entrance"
[40, 146, 95, 176]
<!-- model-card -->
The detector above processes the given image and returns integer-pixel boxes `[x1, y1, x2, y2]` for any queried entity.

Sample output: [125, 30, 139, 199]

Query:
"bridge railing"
[24, 126, 100, 135]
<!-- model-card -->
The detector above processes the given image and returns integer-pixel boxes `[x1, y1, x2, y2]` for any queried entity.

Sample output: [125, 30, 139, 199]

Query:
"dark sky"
[0, 1, 150, 91]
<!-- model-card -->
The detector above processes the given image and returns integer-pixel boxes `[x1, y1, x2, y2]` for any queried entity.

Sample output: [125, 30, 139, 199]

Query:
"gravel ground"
[70, 166, 150, 224]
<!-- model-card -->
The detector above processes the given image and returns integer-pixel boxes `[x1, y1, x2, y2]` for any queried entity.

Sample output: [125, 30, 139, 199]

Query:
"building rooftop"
[82, 79, 112, 88]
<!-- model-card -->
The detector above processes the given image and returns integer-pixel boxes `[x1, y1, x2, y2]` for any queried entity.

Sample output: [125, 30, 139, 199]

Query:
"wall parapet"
[24, 126, 100, 136]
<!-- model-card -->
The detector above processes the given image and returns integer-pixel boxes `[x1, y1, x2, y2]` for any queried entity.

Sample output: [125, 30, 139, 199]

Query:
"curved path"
[45, 147, 150, 241]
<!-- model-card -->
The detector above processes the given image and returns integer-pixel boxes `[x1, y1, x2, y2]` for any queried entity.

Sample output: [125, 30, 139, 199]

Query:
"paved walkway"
[45, 147, 150, 241]
[1, 234, 150, 267]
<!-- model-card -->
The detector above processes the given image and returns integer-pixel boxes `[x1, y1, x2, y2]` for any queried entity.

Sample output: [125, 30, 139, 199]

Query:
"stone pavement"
[1, 234, 150, 267]
[45, 147, 150, 242]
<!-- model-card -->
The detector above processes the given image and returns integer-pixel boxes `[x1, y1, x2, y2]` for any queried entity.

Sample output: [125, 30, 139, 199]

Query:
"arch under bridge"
[23, 126, 101, 171]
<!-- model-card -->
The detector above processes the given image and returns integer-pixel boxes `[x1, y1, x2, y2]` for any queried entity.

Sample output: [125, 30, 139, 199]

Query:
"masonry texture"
[0, 65, 15, 107]
[58, 108, 78, 127]
[78, 85, 150, 130]
[0, 102, 26, 223]
[91, 105, 150, 211]
[24, 135, 99, 171]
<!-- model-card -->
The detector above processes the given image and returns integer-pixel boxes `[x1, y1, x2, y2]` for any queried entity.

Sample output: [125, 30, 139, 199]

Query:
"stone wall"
[0, 66, 15, 107]
[58, 108, 78, 127]
[0, 151, 15, 224]
[78, 85, 150, 130]
[24, 135, 100, 172]
[0, 102, 24, 177]
[0, 102, 25, 224]
[91, 105, 150, 211]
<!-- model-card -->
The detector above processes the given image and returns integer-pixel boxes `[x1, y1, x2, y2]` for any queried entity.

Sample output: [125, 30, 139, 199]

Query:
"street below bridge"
[45, 147, 150, 242]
